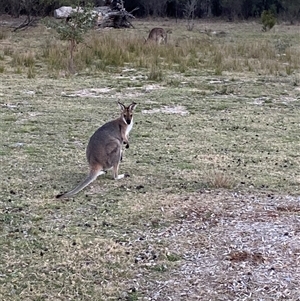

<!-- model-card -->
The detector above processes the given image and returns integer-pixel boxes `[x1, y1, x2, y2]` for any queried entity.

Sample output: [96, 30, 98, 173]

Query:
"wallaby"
[145, 27, 167, 44]
[56, 101, 137, 199]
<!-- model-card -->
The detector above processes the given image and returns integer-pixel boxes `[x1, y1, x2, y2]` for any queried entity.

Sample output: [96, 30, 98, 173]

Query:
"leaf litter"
[123, 191, 300, 300]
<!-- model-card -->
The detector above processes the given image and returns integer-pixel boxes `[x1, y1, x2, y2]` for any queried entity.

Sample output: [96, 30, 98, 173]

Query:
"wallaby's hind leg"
[56, 165, 105, 199]
[113, 161, 124, 180]
[112, 149, 125, 180]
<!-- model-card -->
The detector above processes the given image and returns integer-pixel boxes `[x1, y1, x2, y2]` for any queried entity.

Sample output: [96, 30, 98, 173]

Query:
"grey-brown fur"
[146, 27, 167, 44]
[56, 101, 137, 199]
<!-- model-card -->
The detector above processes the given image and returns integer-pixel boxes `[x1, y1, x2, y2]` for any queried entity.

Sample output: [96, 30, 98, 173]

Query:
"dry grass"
[0, 17, 299, 300]
[2, 19, 299, 77]
[206, 170, 236, 189]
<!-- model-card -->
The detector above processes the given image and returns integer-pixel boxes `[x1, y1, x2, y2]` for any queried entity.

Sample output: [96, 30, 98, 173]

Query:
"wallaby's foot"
[115, 173, 129, 179]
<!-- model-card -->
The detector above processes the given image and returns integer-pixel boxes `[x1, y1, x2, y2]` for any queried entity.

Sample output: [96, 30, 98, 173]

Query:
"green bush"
[261, 10, 276, 31]
[43, 5, 95, 73]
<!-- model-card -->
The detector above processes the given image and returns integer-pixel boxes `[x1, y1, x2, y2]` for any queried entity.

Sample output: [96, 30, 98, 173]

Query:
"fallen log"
[54, 5, 136, 29]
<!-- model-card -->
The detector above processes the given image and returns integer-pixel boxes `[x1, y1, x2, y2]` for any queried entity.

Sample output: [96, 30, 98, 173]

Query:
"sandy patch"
[61, 88, 112, 98]
[142, 105, 189, 116]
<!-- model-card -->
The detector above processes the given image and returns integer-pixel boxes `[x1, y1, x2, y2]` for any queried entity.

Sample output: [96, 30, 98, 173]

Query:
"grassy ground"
[0, 17, 300, 300]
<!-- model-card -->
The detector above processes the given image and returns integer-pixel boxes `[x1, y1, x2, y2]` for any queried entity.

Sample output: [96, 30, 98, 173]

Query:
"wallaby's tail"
[56, 172, 98, 199]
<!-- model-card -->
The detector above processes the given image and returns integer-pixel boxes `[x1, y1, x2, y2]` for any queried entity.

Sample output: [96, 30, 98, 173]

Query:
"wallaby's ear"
[129, 102, 137, 111]
[118, 101, 125, 110]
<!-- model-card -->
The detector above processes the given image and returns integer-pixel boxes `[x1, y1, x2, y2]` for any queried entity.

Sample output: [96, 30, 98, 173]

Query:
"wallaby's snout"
[56, 101, 137, 199]
[123, 108, 133, 125]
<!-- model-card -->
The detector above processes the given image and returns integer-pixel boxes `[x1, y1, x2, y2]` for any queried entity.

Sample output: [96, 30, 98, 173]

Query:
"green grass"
[0, 18, 300, 300]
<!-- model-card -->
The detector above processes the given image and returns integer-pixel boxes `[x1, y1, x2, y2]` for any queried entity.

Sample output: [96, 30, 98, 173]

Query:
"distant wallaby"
[56, 101, 137, 199]
[145, 27, 167, 44]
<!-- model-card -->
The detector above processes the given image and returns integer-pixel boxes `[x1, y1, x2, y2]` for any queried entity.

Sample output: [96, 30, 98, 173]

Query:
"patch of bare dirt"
[61, 88, 112, 98]
[142, 105, 189, 116]
[61, 88, 143, 99]
[130, 191, 300, 300]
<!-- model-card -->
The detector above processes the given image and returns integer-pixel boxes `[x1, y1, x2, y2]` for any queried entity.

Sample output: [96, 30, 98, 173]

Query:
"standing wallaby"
[145, 28, 167, 44]
[56, 101, 137, 199]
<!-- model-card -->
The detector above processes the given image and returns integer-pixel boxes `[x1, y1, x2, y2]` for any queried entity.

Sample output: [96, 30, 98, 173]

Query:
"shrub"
[148, 64, 163, 81]
[261, 10, 276, 31]
[43, 5, 96, 73]
[148, 55, 164, 81]
[0, 30, 7, 40]
[207, 171, 235, 189]
[11, 52, 35, 68]
[27, 66, 36, 78]
[4, 47, 13, 56]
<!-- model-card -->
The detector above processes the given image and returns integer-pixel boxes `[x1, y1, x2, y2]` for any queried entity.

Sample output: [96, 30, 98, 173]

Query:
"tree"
[184, 0, 198, 30]
[45, 2, 95, 72]
[1, 0, 299, 20]
[12, 0, 41, 31]
[139, 0, 168, 17]
[281, 0, 300, 23]
[261, 9, 276, 30]
[10, 0, 21, 17]
[221, 0, 242, 20]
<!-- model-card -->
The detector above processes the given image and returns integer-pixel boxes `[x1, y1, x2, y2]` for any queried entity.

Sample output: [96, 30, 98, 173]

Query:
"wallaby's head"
[118, 101, 137, 125]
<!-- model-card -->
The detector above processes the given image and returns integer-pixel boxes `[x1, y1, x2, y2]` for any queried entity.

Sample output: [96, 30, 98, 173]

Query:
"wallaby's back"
[146, 27, 167, 44]
[86, 118, 124, 169]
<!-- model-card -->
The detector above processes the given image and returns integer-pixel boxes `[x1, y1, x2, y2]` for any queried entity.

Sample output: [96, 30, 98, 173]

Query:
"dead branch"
[13, 15, 38, 32]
